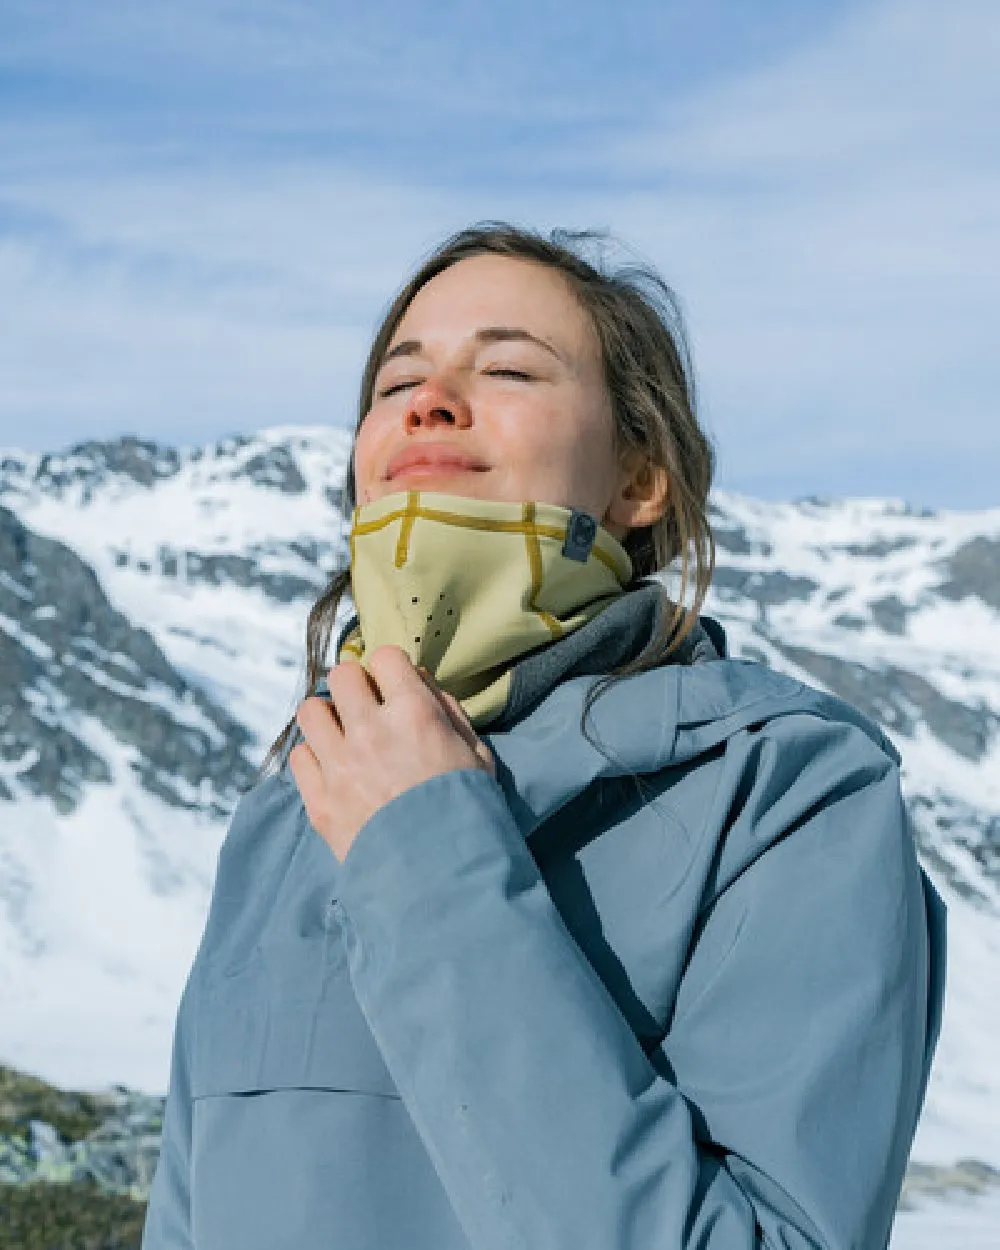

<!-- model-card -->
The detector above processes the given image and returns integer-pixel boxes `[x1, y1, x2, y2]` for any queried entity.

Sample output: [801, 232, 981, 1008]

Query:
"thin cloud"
[584, 0, 1000, 500]
[0, 0, 996, 509]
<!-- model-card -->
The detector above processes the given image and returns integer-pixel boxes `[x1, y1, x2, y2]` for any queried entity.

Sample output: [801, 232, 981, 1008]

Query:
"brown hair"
[253, 221, 717, 786]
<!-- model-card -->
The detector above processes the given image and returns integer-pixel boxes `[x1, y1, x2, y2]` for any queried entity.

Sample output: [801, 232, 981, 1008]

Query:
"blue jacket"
[141, 579, 946, 1250]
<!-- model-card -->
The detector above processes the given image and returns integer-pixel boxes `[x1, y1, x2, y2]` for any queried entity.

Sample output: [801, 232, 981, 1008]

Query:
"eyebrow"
[380, 326, 566, 368]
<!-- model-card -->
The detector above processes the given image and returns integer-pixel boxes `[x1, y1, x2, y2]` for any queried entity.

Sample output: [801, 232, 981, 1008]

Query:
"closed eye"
[378, 368, 532, 398]
[378, 380, 420, 398]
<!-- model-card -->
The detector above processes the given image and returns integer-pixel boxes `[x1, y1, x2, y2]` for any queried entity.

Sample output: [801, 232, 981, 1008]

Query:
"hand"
[288, 645, 498, 864]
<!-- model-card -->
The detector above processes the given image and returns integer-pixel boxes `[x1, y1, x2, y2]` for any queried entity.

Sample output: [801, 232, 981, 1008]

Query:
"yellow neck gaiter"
[337, 488, 634, 729]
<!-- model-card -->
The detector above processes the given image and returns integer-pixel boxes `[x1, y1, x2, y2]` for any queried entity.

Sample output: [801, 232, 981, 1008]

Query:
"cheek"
[494, 429, 589, 503]
[518, 403, 599, 474]
[497, 391, 575, 454]
[352, 417, 385, 489]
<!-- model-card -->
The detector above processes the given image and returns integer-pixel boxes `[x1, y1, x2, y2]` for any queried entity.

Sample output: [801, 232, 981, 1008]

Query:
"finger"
[326, 656, 384, 731]
[415, 666, 469, 732]
[287, 739, 324, 804]
[434, 684, 475, 736]
[364, 645, 420, 702]
[295, 694, 345, 771]
[429, 682, 498, 777]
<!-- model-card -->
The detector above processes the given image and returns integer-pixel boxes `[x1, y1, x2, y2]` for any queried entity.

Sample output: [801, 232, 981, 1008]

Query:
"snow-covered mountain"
[1, 426, 998, 1221]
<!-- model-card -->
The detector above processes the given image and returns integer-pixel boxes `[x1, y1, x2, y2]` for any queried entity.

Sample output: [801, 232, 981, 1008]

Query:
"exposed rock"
[711, 566, 819, 607]
[109, 539, 343, 604]
[933, 536, 1000, 611]
[867, 593, 912, 636]
[833, 537, 920, 558]
[898, 1158, 1000, 1210]
[710, 525, 774, 558]
[832, 612, 867, 631]
[0, 506, 258, 817]
[231, 444, 308, 495]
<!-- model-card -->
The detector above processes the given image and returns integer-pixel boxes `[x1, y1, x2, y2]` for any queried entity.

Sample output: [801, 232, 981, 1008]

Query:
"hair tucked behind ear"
[252, 221, 717, 789]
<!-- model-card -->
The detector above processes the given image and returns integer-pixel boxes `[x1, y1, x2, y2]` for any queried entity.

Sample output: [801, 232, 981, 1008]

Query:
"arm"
[333, 716, 935, 1250]
[140, 975, 196, 1250]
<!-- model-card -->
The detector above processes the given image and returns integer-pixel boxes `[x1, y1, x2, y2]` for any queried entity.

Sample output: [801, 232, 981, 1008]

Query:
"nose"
[404, 376, 472, 430]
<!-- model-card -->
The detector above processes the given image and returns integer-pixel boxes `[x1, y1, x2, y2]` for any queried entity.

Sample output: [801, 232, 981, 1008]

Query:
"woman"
[141, 223, 946, 1250]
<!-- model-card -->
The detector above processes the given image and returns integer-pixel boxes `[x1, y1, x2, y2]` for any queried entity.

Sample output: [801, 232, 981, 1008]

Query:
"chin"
[378, 485, 489, 505]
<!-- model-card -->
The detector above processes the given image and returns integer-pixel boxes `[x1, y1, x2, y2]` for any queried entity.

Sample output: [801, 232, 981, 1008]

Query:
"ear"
[605, 452, 670, 535]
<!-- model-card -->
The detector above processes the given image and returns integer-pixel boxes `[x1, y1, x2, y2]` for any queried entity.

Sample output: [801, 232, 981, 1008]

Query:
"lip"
[388, 463, 489, 482]
[384, 444, 490, 480]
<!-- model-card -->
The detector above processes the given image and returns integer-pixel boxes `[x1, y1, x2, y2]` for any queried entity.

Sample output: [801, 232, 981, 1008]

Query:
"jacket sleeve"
[140, 973, 196, 1250]
[332, 713, 938, 1250]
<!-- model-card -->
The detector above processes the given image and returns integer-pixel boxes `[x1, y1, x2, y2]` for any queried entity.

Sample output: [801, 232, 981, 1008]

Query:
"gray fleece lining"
[483, 579, 725, 731]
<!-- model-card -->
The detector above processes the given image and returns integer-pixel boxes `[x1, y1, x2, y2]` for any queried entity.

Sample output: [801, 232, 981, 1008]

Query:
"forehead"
[392, 253, 598, 354]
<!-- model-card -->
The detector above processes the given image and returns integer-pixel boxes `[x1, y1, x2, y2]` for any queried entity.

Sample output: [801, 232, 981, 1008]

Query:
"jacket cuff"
[332, 766, 528, 937]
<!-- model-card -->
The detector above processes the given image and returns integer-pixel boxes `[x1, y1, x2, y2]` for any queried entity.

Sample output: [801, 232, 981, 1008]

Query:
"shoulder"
[219, 768, 304, 863]
[673, 656, 901, 767]
[649, 661, 911, 896]
[196, 771, 307, 936]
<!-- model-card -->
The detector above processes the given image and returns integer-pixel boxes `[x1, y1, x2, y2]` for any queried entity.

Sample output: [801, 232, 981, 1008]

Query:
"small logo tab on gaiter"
[562, 510, 597, 562]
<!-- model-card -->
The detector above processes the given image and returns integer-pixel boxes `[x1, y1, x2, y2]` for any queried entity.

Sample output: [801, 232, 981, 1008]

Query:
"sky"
[0, 0, 997, 511]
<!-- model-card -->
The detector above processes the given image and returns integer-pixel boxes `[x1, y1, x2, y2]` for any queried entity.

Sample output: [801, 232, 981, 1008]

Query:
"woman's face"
[352, 254, 662, 542]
